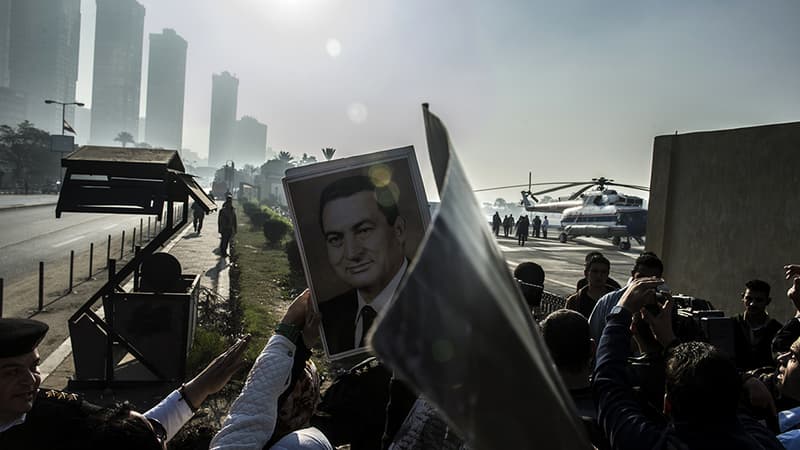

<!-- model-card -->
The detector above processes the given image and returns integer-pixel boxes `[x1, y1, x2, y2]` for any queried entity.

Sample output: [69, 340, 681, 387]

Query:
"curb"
[0, 201, 58, 211]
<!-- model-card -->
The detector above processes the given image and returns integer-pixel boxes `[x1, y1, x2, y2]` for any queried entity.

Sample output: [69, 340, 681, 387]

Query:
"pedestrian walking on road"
[218, 195, 237, 257]
[516, 215, 530, 246]
[192, 200, 207, 234]
[542, 216, 549, 239]
[492, 212, 501, 237]
[532, 215, 542, 238]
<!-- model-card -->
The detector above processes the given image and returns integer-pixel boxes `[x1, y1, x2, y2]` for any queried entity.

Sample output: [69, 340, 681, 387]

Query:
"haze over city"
[68, 0, 800, 201]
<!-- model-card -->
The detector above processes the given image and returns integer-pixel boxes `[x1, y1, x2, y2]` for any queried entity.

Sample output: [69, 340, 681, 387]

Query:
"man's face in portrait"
[322, 190, 406, 300]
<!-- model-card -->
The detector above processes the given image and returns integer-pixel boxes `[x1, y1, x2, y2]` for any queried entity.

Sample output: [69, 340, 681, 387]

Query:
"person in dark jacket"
[593, 277, 783, 450]
[218, 195, 237, 257]
[733, 279, 782, 370]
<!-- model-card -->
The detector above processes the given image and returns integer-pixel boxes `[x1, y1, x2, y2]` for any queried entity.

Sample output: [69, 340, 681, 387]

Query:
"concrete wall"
[648, 121, 800, 321]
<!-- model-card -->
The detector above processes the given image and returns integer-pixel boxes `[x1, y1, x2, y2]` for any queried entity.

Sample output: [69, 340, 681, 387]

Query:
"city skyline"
[69, 0, 800, 202]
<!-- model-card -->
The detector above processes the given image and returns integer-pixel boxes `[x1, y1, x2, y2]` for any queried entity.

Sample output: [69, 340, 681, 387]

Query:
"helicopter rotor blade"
[605, 182, 650, 192]
[473, 181, 593, 193]
[567, 184, 597, 200]
[529, 182, 589, 197]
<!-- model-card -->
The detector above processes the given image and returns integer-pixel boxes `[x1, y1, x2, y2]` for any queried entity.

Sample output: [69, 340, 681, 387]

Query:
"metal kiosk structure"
[56, 146, 216, 385]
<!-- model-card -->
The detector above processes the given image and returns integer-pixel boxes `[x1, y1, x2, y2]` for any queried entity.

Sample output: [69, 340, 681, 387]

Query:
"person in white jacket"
[211, 290, 333, 450]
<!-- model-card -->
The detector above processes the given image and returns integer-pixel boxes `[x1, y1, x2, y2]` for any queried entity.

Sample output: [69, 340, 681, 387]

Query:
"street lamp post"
[44, 99, 84, 135]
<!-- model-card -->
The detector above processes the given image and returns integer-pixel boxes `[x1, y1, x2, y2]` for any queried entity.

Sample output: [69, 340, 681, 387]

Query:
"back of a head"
[80, 403, 162, 450]
[514, 262, 545, 309]
[633, 251, 663, 277]
[541, 309, 592, 374]
[665, 341, 740, 423]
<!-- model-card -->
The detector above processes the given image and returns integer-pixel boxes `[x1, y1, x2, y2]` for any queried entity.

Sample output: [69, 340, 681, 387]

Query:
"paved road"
[0, 204, 159, 283]
[497, 234, 645, 298]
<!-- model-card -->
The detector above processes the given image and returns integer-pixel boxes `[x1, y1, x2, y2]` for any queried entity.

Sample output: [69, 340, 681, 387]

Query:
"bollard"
[139, 218, 143, 245]
[132, 228, 136, 253]
[120, 230, 125, 259]
[88, 242, 94, 280]
[0, 278, 4, 318]
[38, 262, 44, 311]
[68, 250, 74, 293]
[107, 234, 111, 267]
[133, 246, 141, 289]
[108, 258, 116, 280]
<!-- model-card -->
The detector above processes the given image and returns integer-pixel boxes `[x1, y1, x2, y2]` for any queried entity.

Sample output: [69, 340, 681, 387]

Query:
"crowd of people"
[491, 211, 551, 246]
[547, 251, 800, 449]
[3, 231, 800, 448]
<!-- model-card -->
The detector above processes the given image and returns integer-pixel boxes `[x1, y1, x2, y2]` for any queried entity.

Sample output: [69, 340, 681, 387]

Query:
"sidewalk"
[40, 209, 230, 403]
[0, 194, 59, 209]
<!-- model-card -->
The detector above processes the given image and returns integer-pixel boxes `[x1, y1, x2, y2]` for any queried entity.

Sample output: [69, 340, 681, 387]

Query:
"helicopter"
[476, 175, 649, 250]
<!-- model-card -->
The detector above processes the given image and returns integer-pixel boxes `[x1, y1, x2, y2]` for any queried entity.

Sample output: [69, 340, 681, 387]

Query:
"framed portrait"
[283, 146, 431, 360]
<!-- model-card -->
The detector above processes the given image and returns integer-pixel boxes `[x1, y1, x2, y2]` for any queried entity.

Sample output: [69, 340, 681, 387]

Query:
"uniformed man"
[0, 317, 250, 449]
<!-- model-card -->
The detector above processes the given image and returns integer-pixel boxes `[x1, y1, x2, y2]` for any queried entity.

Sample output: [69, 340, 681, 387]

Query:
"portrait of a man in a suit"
[317, 175, 408, 355]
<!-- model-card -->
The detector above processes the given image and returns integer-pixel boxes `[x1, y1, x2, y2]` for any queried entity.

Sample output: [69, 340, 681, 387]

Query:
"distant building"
[208, 71, 239, 168]
[137, 116, 145, 143]
[5, 0, 81, 134]
[90, 0, 145, 145]
[0, 87, 26, 127]
[233, 116, 267, 166]
[145, 29, 187, 150]
[73, 106, 91, 145]
[0, 0, 9, 88]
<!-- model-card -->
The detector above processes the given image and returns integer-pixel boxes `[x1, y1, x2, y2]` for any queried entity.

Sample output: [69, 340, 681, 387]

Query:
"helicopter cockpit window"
[593, 196, 604, 206]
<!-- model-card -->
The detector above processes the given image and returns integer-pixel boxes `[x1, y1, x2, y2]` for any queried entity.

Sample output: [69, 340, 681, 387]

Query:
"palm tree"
[277, 151, 294, 164]
[114, 131, 135, 148]
[321, 147, 336, 161]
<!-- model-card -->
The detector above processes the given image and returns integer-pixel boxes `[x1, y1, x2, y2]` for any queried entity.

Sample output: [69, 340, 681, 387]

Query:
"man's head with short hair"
[541, 309, 593, 374]
[741, 279, 772, 316]
[319, 175, 406, 301]
[664, 341, 740, 423]
[632, 252, 663, 279]
[0, 318, 48, 423]
[584, 255, 610, 289]
[514, 262, 545, 309]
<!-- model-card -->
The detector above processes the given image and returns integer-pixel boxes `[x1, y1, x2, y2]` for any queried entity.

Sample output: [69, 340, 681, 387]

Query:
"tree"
[277, 151, 294, 164]
[114, 131, 135, 148]
[321, 147, 336, 161]
[0, 121, 55, 192]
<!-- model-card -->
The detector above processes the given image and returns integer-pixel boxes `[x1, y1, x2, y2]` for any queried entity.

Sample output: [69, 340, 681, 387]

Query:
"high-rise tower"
[208, 71, 239, 167]
[5, 0, 81, 132]
[90, 0, 145, 145]
[144, 28, 187, 150]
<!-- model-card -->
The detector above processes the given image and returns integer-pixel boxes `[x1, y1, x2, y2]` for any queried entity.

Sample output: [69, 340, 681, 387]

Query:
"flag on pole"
[370, 104, 589, 449]
[63, 119, 76, 134]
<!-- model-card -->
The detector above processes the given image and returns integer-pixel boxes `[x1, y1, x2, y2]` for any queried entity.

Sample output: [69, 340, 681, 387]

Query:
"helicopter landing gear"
[559, 232, 568, 243]
[611, 236, 621, 246]
[619, 238, 631, 251]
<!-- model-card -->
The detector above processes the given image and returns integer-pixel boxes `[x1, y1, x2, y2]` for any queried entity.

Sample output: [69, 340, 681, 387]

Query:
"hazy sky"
[76, 0, 800, 202]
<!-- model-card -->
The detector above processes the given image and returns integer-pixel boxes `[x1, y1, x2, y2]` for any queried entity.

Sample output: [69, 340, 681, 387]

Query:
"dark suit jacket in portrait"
[319, 289, 360, 355]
